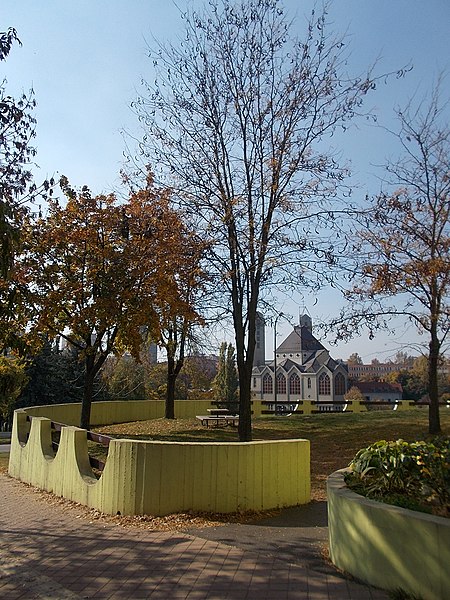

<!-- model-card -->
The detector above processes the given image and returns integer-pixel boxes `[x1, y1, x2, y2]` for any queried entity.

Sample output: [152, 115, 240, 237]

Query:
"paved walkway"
[0, 472, 389, 600]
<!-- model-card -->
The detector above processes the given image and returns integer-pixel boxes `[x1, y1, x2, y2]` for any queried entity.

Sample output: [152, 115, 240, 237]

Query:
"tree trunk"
[237, 365, 252, 442]
[80, 355, 95, 430]
[236, 302, 257, 442]
[428, 323, 441, 435]
[166, 358, 176, 419]
[165, 351, 185, 419]
[80, 349, 109, 431]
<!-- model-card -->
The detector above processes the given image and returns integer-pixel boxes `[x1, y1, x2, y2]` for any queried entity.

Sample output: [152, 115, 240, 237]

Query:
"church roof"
[276, 325, 325, 356]
[303, 350, 337, 373]
[275, 358, 302, 372]
[252, 320, 348, 376]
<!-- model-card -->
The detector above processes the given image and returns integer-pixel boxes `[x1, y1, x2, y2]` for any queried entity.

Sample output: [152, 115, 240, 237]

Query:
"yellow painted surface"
[327, 469, 450, 600]
[23, 399, 247, 425]
[300, 401, 313, 415]
[349, 400, 364, 413]
[9, 408, 310, 516]
[23, 397, 428, 427]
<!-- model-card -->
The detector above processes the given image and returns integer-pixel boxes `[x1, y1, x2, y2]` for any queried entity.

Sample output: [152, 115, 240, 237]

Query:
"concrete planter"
[327, 469, 450, 600]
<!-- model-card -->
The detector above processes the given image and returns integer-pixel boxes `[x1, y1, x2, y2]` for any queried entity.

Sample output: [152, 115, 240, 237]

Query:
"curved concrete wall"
[22, 399, 233, 426]
[327, 469, 450, 600]
[20, 398, 436, 427]
[9, 409, 310, 516]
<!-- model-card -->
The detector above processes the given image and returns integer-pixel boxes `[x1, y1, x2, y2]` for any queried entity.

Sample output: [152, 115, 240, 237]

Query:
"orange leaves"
[22, 177, 206, 361]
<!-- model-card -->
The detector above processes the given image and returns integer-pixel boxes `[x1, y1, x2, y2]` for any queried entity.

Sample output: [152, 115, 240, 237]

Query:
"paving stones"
[0, 474, 388, 599]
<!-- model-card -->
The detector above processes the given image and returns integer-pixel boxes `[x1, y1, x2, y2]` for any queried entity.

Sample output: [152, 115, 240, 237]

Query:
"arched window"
[307, 377, 311, 389]
[334, 372, 346, 396]
[262, 373, 273, 394]
[289, 373, 301, 395]
[276, 373, 286, 394]
[318, 373, 331, 395]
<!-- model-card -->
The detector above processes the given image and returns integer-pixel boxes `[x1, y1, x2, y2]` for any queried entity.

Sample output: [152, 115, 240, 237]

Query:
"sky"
[2, 0, 450, 362]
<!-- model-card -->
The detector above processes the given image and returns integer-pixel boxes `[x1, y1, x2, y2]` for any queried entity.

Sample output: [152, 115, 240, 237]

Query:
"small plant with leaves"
[346, 438, 449, 514]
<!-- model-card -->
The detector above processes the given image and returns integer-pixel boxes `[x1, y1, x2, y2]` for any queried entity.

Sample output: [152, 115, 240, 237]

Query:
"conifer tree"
[212, 342, 239, 412]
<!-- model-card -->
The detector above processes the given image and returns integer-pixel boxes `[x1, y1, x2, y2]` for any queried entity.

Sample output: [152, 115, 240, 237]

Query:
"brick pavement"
[0, 473, 389, 600]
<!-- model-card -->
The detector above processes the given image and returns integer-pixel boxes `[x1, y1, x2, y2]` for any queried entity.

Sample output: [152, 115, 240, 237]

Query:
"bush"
[346, 438, 450, 513]
[0, 356, 29, 429]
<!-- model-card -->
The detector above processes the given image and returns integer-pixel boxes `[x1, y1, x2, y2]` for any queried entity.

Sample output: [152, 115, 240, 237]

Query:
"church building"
[252, 314, 348, 410]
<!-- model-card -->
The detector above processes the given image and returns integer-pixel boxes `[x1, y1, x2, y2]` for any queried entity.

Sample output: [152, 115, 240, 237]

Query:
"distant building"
[252, 315, 348, 410]
[353, 381, 403, 403]
[146, 342, 158, 364]
[347, 362, 411, 379]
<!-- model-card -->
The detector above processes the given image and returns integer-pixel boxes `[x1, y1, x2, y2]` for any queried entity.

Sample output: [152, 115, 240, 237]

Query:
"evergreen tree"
[212, 343, 239, 412]
[18, 340, 86, 409]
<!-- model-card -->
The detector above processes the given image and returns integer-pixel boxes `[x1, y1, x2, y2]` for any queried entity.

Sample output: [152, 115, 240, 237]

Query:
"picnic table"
[207, 408, 230, 416]
[196, 408, 239, 427]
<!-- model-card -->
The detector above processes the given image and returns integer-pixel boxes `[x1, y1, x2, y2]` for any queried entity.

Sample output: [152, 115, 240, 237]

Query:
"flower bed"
[327, 438, 450, 600]
[346, 438, 449, 518]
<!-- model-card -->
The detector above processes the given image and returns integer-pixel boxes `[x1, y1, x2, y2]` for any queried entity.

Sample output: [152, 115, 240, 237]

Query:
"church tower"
[253, 312, 266, 366]
[299, 313, 312, 331]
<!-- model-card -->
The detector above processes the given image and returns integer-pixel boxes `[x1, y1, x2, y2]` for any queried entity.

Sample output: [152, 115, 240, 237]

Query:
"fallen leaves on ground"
[2, 473, 280, 531]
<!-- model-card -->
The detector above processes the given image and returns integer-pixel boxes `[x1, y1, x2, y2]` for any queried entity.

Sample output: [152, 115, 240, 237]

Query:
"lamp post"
[273, 312, 285, 412]
[274, 317, 278, 410]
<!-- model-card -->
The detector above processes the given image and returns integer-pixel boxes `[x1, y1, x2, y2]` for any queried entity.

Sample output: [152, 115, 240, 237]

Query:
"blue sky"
[2, 0, 449, 361]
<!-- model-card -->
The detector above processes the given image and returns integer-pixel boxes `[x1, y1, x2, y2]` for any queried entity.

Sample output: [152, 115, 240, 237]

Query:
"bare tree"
[331, 84, 450, 434]
[132, 0, 401, 441]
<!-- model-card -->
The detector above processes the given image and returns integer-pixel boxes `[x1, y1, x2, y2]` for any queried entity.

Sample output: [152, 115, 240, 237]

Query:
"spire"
[299, 313, 312, 331]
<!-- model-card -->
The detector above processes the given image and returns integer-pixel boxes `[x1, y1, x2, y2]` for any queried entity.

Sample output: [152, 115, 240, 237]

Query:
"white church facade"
[252, 314, 348, 410]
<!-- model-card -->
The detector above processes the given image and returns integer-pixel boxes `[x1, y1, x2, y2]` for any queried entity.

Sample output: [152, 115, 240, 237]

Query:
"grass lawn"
[95, 408, 450, 500]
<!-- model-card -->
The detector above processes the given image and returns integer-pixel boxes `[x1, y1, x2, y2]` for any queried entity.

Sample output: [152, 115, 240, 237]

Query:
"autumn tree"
[183, 354, 218, 394]
[332, 86, 450, 434]
[391, 351, 415, 367]
[0, 356, 28, 429]
[157, 313, 202, 418]
[20, 176, 200, 429]
[0, 28, 53, 353]
[147, 225, 207, 419]
[344, 385, 364, 403]
[0, 27, 35, 279]
[347, 352, 363, 365]
[388, 355, 450, 402]
[132, 0, 395, 440]
[101, 354, 146, 400]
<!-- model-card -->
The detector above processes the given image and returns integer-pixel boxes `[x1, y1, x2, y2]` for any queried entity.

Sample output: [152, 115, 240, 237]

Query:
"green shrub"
[346, 438, 450, 510]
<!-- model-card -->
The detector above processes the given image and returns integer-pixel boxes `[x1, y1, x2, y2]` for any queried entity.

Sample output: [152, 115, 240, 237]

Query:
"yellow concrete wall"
[327, 469, 450, 600]
[23, 399, 211, 425]
[23, 398, 434, 427]
[9, 409, 310, 516]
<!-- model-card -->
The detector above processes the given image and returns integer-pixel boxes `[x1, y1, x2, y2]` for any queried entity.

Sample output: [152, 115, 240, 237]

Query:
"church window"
[319, 373, 331, 395]
[276, 373, 286, 394]
[263, 373, 273, 394]
[334, 373, 346, 395]
[289, 374, 301, 395]
[307, 377, 311, 389]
